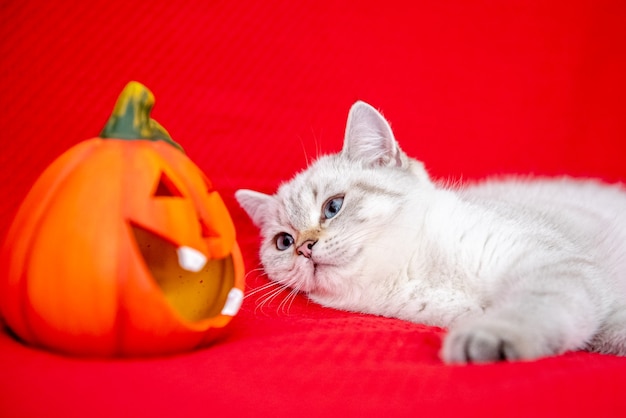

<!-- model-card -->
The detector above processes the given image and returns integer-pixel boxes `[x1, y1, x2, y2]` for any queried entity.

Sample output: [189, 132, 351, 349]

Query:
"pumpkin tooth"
[176, 246, 207, 272]
[221, 288, 244, 316]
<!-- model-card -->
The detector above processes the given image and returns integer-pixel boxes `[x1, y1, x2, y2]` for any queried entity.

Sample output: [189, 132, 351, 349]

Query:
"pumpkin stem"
[100, 81, 183, 151]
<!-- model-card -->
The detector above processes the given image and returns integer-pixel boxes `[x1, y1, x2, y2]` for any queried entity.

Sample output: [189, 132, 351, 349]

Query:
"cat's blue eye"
[275, 233, 294, 251]
[323, 195, 344, 220]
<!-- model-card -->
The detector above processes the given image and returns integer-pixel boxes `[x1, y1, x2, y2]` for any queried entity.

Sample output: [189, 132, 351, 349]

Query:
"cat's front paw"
[441, 318, 540, 364]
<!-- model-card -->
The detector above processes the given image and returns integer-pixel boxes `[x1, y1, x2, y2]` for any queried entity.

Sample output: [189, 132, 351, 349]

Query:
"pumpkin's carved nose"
[296, 240, 317, 258]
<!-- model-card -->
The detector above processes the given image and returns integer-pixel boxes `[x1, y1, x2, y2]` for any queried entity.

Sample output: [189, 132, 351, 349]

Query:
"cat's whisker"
[242, 266, 268, 287]
[255, 283, 290, 315]
[243, 266, 266, 280]
[312, 127, 322, 160]
[251, 281, 284, 301]
[297, 134, 310, 167]
[240, 264, 307, 316]
[304, 124, 323, 161]
[244, 280, 281, 299]
[254, 290, 278, 315]
[277, 290, 291, 315]
[244, 265, 266, 276]
[278, 285, 302, 315]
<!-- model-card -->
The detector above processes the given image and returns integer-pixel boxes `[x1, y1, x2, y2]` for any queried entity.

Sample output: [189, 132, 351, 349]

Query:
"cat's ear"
[235, 189, 276, 228]
[341, 101, 409, 169]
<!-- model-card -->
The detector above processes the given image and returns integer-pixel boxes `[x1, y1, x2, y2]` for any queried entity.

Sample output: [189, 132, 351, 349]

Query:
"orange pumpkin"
[0, 82, 245, 356]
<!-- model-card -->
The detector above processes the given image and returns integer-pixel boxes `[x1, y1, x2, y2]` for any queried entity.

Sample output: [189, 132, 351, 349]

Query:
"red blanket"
[2, 1, 626, 416]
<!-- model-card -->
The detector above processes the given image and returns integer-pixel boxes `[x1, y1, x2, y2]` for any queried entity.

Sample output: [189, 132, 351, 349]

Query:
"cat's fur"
[236, 101, 626, 364]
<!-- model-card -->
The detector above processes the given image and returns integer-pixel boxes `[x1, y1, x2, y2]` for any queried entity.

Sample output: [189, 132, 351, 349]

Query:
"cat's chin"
[308, 264, 346, 300]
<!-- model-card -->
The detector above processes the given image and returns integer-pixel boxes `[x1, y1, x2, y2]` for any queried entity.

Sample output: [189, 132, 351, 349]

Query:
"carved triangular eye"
[154, 172, 183, 197]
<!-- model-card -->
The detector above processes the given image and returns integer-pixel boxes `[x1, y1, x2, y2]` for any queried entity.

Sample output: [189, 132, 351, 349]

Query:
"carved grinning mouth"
[130, 224, 243, 322]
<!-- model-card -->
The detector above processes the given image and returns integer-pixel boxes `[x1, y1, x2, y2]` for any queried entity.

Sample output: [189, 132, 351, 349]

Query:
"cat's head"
[236, 101, 432, 304]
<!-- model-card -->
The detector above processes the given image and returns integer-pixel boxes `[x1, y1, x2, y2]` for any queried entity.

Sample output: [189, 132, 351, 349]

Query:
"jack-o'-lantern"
[0, 82, 245, 356]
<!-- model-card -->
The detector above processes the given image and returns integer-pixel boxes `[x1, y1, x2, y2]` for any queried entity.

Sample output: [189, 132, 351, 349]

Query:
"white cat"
[236, 101, 626, 364]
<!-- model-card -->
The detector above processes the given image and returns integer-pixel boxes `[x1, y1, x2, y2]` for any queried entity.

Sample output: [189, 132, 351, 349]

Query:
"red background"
[1, 1, 626, 416]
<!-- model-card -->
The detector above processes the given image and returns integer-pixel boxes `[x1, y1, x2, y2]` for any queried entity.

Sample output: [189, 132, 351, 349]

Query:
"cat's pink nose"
[296, 240, 317, 258]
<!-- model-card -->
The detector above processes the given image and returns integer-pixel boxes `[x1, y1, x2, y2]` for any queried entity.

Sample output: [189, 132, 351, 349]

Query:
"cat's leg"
[441, 311, 580, 363]
[440, 270, 604, 363]
[587, 307, 626, 356]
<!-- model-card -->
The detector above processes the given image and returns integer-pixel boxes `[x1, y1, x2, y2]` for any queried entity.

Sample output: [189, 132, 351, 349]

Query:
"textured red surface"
[2, 1, 626, 416]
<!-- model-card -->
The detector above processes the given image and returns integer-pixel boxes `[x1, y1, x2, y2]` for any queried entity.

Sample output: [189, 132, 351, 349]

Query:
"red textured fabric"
[2, 0, 626, 416]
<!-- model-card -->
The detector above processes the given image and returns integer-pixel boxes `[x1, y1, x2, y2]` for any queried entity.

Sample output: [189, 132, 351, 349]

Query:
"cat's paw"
[441, 318, 541, 364]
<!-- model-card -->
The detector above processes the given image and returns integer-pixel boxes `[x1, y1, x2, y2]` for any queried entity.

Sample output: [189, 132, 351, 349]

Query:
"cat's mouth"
[302, 259, 336, 296]
[308, 258, 323, 276]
